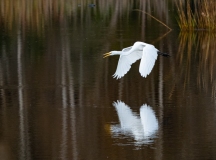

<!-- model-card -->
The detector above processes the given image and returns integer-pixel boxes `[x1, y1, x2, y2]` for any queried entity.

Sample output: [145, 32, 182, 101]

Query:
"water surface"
[0, 1, 216, 160]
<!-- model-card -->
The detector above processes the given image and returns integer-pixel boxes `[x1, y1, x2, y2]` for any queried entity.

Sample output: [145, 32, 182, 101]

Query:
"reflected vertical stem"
[157, 55, 164, 160]
[60, 32, 68, 159]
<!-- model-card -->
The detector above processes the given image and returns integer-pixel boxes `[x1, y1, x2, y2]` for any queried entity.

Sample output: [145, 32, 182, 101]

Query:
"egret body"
[103, 41, 169, 79]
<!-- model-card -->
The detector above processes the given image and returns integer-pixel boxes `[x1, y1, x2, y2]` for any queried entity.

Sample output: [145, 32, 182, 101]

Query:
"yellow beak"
[103, 52, 111, 58]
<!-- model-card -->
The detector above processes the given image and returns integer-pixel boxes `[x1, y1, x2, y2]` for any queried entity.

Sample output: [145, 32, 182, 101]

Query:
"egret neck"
[103, 51, 121, 58]
[110, 51, 122, 56]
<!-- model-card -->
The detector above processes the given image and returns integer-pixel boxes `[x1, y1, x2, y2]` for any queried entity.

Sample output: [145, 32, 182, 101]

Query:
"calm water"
[1, 1, 216, 160]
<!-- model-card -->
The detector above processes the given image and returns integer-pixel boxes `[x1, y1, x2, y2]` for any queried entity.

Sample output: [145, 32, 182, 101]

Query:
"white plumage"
[103, 41, 168, 79]
[110, 101, 158, 144]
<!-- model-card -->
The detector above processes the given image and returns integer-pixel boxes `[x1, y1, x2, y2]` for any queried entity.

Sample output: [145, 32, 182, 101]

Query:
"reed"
[176, 0, 216, 31]
[133, 9, 172, 30]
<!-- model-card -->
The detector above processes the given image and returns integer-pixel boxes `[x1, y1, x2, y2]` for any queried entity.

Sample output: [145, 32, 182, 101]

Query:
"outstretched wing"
[139, 45, 158, 78]
[113, 101, 137, 129]
[113, 50, 142, 79]
[140, 104, 158, 137]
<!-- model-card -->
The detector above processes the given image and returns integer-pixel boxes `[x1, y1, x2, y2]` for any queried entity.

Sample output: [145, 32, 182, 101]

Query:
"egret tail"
[157, 51, 170, 57]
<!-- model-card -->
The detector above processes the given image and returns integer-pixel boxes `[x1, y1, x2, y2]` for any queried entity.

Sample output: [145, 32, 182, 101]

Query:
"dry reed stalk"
[133, 9, 172, 30]
[176, 0, 216, 31]
[176, 0, 196, 31]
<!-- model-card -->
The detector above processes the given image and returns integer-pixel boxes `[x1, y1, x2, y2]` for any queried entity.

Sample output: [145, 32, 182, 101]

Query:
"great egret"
[103, 41, 169, 79]
[110, 101, 158, 145]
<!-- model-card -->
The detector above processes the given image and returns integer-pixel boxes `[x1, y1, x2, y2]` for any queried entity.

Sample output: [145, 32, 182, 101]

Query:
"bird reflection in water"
[110, 101, 159, 146]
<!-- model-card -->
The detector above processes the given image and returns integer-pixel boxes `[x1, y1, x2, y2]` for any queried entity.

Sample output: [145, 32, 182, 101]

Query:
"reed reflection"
[59, 28, 78, 160]
[177, 32, 216, 97]
[17, 29, 31, 160]
[110, 101, 158, 146]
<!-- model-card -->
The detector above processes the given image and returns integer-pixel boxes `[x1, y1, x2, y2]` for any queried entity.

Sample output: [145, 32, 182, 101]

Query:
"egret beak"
[103, 52, 111, 58]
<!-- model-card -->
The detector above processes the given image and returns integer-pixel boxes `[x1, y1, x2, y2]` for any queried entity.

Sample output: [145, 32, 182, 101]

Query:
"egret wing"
[113, 51, 142, 79]
[139, 45, 158, 78]
[140, 104, 158, 137]
[113, 101, 136, 129]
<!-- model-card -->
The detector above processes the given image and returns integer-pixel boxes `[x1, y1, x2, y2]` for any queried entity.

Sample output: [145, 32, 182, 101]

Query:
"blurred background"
[0, 0, 216, 160]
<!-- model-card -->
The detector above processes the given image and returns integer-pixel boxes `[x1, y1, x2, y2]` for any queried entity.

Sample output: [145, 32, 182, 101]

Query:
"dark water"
[1, 1, 216, 160]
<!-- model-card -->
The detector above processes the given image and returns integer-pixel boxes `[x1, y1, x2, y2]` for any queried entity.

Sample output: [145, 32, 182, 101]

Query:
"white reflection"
[111, 101, 158, 145]
[17, 29, 31, 159]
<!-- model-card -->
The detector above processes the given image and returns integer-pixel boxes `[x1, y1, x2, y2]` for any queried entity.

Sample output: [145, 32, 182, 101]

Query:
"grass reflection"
[177, 32, 216, 96]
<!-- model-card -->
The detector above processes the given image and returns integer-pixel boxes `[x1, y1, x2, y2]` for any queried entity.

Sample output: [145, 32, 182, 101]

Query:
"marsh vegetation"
[177, 0, 216, 31]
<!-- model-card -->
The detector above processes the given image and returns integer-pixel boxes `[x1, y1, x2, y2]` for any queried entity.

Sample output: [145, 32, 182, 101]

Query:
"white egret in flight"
[110, 101, 158, 145]
[103, 41, 169, 79]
